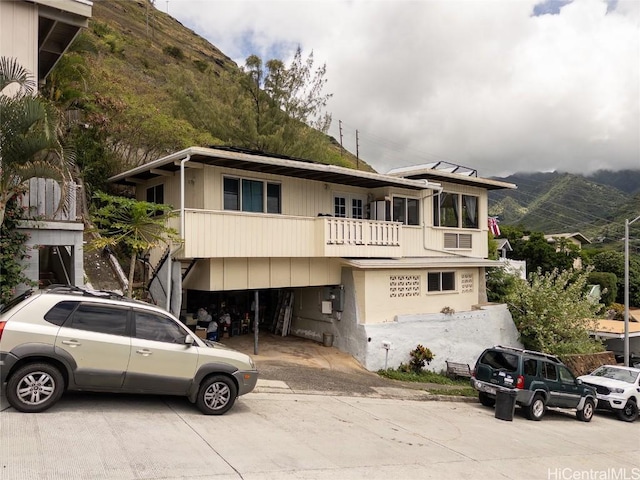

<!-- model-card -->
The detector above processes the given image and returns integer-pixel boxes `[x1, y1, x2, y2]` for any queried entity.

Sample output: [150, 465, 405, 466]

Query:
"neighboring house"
[591, 314, 640, 360]
[1, 0, 93, 290]
[523, 232, 590, 270]
[109, 147, 523, 371]
[493, 238, 526, 279]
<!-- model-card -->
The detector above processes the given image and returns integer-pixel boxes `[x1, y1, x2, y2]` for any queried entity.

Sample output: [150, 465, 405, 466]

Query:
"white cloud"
[168, 0, 640, 177]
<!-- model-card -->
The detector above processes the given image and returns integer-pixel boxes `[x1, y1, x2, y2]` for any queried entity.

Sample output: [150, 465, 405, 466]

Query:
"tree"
[591, 251, 640, 307]
[506, 268, 605, 355]
[0, 57, 73, 227]
[231, 47, 333, 159]
[89, 192, 181, 298]
[0, 195, 35, 305]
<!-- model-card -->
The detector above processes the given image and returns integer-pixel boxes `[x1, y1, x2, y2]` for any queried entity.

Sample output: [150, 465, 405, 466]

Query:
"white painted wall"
[290, 268, 522, 372]
[361, 304, 522, 372]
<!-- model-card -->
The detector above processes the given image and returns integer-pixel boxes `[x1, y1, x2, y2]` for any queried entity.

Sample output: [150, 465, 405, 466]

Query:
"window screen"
[242, 179, 263, 212]
[223, 178, 240, 210]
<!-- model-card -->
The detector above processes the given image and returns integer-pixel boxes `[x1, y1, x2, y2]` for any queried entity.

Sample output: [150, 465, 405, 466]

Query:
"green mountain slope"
[58, 0, 366, 174]
[489, 171, 639, 243]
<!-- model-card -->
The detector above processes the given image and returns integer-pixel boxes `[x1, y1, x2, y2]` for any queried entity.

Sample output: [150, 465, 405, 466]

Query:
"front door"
[123, 309, 199, 395]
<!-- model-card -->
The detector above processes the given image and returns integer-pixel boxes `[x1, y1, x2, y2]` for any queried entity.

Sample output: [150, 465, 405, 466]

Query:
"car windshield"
[590, 366, 639, 384]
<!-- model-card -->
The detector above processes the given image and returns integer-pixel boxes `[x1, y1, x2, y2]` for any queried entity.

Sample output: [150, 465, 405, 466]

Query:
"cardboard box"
[195, 328, 207, 339]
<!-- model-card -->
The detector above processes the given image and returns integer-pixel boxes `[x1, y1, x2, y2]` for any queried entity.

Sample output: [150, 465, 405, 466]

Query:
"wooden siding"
[178, 209, 403, 259]
[182, 257, 342, 290]
[18, 179, 79, 222]
[1, 2, 38, 83]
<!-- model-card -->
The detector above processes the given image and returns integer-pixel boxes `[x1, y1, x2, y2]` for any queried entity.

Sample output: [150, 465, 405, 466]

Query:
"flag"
[488, 217, 501, 236]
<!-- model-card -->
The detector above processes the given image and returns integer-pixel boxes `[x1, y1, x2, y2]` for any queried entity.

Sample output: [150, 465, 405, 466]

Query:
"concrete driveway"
[1, 389, 637, 480]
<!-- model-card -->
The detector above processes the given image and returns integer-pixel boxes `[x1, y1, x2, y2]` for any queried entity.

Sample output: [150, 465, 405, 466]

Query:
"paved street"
[1, 385, 638, 480]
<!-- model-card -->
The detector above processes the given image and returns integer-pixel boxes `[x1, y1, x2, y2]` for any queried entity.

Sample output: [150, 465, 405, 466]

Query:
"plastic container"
[495, 388, 517, 421]
[322, 332, 334, 347]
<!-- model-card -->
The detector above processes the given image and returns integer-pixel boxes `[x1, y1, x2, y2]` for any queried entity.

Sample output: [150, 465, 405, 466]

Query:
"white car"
[578, 365, 640, 422]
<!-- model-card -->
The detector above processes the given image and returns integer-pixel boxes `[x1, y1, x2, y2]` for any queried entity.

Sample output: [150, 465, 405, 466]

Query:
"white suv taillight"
[0, 321, 6, 341]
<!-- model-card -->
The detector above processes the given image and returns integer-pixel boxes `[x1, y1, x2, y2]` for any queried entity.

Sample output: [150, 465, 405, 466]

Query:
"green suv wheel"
[196, 375, 238, 415]
[525, 394, 546, 421]
[617, 400, 638, 423]
[7, 363, 65, 413]
[576, 398, 595, 422]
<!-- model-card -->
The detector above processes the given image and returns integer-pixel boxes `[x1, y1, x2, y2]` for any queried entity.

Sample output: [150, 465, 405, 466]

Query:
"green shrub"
[588, 271, 617, 306]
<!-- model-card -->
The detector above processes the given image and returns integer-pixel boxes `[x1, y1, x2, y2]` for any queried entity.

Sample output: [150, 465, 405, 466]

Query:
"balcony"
[175, 209, 403, 259]
[17, 178, 81, 222]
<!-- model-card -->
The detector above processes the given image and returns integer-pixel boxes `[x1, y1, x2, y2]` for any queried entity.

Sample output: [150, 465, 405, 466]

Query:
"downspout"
[166, 154, 191, 312]
[422, 180, 443, 250]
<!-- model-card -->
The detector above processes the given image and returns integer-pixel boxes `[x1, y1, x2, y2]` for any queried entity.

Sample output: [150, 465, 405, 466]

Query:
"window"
[267, 183, 281, 214]
[69, 304, 128, 336]
[223, 177, 239, 210]
[480, 351, 519, 372]
[434, 193, 479, 229]
[242, 179, 263, 213]
[334, 196, 347, 217]
[558, 366, 576, 384]
[146, 184, 164, 204]
[427, 272, 456, 292]
[44, 301, 79, 326]
[134, 310, 186, 343]
[392, 197, 419, 225]
[223, 176, 281, 213]
[542, 362, 558, 381]
[334, 194, 366, 219]
[523, 359, 538, 376]
[351, 198, 364, 219]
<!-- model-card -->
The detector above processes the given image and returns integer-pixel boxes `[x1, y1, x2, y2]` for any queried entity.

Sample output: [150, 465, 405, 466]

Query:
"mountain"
[56, 0, 365, 176]
[55, 1, 637, 247]
[489, 171, 640, 245]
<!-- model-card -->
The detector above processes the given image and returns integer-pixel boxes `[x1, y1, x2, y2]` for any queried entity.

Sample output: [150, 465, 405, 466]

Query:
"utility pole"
[356, 129, 359, 170]
[339, 120, 344, 156]
[624, 215, 640, 367]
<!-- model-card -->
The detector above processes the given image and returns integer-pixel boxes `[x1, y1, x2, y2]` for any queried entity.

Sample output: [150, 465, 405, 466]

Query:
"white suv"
[0, 286, 258, 415]
[578, 365, 640, 422]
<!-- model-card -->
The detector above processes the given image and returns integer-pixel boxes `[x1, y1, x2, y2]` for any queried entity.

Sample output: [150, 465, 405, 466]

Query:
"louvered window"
[444, 233, 472, 249]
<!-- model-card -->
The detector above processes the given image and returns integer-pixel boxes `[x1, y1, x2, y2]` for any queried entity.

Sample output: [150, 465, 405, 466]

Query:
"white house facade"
[110, 146, 523, 371]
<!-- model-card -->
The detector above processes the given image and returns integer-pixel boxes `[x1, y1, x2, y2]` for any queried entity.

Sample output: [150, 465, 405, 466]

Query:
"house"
[109, 147, 522, 371]
[1, 0, 93, 290]
[523, 232, 590, 270]
[591, 314, 640, 362]
[494, 238, 526, 279]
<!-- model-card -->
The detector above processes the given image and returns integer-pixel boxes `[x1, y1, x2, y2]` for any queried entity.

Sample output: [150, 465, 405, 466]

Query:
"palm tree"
[0, 57, 73, 227]
[90, 192, 181, 298]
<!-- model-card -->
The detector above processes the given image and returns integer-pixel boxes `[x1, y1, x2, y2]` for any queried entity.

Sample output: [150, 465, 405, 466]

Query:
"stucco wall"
[17, 222, 84, 294]
[290, 268, 521, 372]
[360, 304, 522, 372]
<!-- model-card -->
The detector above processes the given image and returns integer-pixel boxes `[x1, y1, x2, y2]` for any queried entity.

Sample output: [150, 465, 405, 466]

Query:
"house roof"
[545, 233, 591, 244]
[108, 146, 443, 191]
[495, 238, 512, 251]
[591, 319, 640, 339]
[35, 0, 93, 82]
[342, 256, 504, 269]
[386, 164, 517, 191]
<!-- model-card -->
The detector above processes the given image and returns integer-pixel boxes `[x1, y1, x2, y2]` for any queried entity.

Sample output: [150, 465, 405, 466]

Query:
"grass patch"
[428, 387, 476, 397]
[377, 368, 469, 386]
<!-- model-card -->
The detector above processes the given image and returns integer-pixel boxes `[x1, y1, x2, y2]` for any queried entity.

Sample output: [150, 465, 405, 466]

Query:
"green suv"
[471, 345, 597, 421]
[0, 286, 258, 415]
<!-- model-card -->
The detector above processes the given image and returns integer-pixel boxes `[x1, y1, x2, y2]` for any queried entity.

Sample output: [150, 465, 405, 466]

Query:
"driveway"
[220, 333, 456, 399]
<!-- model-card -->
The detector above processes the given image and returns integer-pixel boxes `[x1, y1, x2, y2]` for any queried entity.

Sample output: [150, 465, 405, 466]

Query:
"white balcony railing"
[174, 209, 402, 259]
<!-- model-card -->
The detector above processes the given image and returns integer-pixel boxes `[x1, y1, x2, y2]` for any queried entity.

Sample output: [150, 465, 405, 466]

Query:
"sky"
[166, 0, 639, 178]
